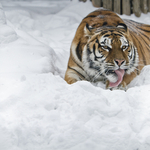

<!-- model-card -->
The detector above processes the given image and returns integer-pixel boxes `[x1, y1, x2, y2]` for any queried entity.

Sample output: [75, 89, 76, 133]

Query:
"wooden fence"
[80, 0, 150, 17]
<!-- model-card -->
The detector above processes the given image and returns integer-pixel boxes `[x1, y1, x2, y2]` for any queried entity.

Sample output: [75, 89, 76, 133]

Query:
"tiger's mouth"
[106, 69, 125, 87]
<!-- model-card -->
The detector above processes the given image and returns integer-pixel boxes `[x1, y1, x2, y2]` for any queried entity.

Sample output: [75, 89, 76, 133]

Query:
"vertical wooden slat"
[91, 0, 150, 17]
[92, 0, 102, 7]
[141, 0, 148, 13]
[148, 0, 150, 12]
[114, 0, 121, 14]
[103, 0, 107, 9]
[133, 0, 141, 17]
[122, 0, 131, 15]
[107, 0, 112, 11]
[103, 0, 112, 10]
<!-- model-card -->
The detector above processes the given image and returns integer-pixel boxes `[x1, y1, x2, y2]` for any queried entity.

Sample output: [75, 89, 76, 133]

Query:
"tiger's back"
[65, 9, 150, 90]
[124, 19, 150, 69]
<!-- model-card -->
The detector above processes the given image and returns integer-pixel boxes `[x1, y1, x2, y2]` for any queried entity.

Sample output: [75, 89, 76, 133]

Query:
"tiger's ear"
[84, 23, 95, 37]
[117, 23, 128, 32]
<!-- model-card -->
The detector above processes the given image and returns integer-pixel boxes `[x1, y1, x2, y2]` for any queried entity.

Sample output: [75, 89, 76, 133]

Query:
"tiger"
[64, 9, 150, 90]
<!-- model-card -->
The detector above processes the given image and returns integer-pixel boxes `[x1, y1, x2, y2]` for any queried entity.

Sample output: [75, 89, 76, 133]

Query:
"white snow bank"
[0, 1, 150, 150]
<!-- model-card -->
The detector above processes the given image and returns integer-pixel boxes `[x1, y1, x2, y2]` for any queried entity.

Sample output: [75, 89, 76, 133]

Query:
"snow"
[0, 0, 150, 150]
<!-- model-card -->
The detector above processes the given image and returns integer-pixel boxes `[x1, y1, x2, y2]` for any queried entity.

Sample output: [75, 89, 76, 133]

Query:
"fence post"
[92, 0, 101, 7]
[141, 0, 148, 13]
[148, 0, 150, 12]
[133, 0, 141, 17]
[103, 0, 112, 11]
[114, 0, 121, 14]
[122, 0, 131, 15]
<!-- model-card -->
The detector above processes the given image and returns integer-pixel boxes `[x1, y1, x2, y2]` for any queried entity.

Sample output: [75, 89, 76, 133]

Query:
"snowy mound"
[1, 1, 150, 150]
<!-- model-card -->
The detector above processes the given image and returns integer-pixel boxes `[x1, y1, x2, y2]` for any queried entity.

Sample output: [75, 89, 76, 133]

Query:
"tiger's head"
[82, 23, 139, 88]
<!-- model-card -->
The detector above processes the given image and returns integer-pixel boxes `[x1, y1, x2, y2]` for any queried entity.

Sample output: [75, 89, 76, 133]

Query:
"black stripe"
[135, 37, 147, 65]
[136, 26, 150, 33]
[68, 66, 85, 79]
[93, 44, 97, 61]
[100, 42, 105, 45]
[71, 57, 84, 71]
[87, 44, 92, 55]
[138, 33, 150, 51]
[125, 20, 144, 26]
[83, 15, 96, 20]
[130, 33, 145, 64]
[135, 32, 149, 65]
[93, 48, 97, 61]
[101, 31, 108, 35]
[116, 30, 125, 34]
[93, 44, 96, 51]
[134, 29, 150, 51]
[128, 20, 150, 28]
[96, 38, 101, 49]
[129, 46, 137, 71]
[93, 45, 103, 60]
[96, 38, 99, 44]
[139, 31, 150, 41]
[104, 33, 122, 37]
[113, 33, 123, 37]
[76, 42, 82, 61]
[126, 20, 150, 53]
[102, 22, 107, 26]
[126, 20, 150, 33]
[104, 34, 110, 37]
[132, 46, 136, 62]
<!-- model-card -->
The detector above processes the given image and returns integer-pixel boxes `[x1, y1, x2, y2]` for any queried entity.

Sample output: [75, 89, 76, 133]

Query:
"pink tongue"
[109, 69, 125, 87]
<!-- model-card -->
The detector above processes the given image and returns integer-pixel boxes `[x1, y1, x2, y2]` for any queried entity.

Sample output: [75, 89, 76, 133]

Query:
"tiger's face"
[83, 24, 139, 88]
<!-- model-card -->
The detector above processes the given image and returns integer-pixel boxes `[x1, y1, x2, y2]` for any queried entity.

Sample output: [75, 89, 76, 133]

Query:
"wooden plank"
[122, 0, 131, 15]
[148, 0, 150, 12]
[141, 0, 148, 13]
[106, 0, 112, 11]
[103, 0, 107, 9]
[103, 0, 112, 11]
[92, 0, 101, 7]
[133, 0, 141, 17]
[114, 0, 121, 14]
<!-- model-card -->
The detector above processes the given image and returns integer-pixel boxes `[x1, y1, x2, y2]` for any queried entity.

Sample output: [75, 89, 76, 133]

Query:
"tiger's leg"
[64, 67, 84, 84]
[65, 75, 78, 84]
[120, 72, 137, 88]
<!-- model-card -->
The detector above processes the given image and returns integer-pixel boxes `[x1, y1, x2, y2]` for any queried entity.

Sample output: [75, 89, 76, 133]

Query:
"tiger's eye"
[103, 46, 108, 49]
[122, 45, 127, 50]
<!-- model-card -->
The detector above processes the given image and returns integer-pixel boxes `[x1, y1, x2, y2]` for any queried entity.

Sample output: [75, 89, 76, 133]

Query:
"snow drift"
[1, 0, 150, 150]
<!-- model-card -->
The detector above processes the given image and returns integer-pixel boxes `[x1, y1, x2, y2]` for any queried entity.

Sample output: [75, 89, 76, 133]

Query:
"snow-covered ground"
[1, 0, 150, 149]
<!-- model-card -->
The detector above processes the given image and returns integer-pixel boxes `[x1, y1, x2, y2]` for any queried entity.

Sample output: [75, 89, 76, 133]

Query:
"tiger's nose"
[114, 59, 125, 66]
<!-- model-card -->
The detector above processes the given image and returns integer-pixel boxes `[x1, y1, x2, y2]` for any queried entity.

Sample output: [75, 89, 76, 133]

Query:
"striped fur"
[65, 9, 150, 89]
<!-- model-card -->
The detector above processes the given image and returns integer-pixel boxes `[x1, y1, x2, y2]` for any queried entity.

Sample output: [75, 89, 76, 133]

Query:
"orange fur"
[65, 9, 150, 89]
